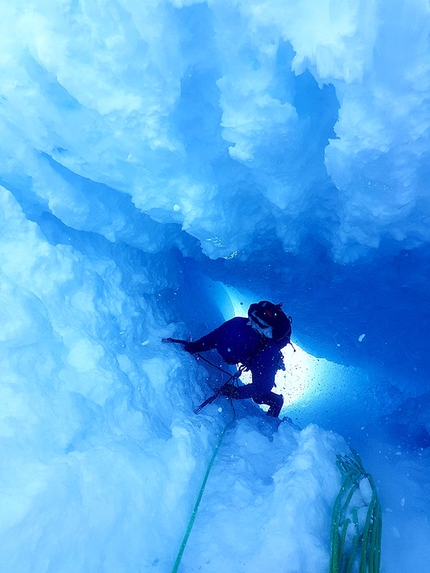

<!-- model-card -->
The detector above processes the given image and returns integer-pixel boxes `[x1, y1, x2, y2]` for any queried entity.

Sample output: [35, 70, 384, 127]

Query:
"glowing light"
[276, 345, 316, 406]
[223, 287, 255, 320]
[234, 342, 317, 409]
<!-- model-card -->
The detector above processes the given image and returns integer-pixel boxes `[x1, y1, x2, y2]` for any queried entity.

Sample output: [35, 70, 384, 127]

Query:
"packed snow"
[0, 1, 429, 572]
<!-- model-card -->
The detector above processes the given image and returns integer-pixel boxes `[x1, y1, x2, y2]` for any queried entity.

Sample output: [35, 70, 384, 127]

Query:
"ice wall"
[0, 1, 430, 572]
[1, 0, 429, 390]
[3, 1, 430, 258]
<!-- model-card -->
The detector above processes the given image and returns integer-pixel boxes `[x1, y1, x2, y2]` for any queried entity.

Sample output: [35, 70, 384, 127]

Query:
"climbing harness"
[329, 450, 382, 573]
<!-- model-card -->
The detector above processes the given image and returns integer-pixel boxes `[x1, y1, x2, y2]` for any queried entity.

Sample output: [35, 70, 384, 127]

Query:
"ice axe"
[162, 337, 188, 345]
[162, 337, 235, 414]
[193, 388, 221, 414]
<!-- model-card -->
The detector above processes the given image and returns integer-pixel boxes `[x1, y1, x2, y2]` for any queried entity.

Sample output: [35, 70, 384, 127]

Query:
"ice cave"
[0, 1, 429, 572]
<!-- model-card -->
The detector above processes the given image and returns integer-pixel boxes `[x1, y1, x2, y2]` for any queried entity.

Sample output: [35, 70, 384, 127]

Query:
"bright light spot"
[276, 344, 316, 406]
[236, 343, 317, 408]
[223, 287, 255, 319]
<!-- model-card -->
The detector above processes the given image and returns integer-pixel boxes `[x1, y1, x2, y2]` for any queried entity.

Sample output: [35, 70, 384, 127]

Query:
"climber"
[184, 301, 292, 418]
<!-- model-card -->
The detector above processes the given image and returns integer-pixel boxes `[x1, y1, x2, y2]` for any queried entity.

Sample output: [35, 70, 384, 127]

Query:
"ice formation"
[0, 1, 429, 572]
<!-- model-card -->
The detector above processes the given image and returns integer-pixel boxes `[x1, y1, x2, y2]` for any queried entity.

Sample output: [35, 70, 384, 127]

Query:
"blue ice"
[0, 2, 429, 572]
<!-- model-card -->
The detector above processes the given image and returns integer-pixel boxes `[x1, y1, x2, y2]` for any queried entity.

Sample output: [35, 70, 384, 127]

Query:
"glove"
[220, 384, 239, 399]
[183, 341, 199, 354]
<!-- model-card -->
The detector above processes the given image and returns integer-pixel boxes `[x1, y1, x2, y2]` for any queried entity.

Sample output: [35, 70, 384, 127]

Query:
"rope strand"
[171, 405, 236, 573]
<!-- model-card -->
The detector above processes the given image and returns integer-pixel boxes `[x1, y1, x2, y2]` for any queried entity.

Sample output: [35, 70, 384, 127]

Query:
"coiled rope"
[329, 450, 382, 573]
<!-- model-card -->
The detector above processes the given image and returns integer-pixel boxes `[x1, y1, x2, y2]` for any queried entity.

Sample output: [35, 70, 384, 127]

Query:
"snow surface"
[0, 1, 429, 572]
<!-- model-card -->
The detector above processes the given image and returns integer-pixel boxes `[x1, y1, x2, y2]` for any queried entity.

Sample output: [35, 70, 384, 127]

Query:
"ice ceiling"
[0, 3, 430, 570]
[1, 0, 429, 439]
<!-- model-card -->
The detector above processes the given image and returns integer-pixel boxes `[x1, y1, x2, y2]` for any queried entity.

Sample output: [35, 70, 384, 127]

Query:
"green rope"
[171, 411, 236, 573]
[345, 508, 360, 573]
[329, 450, 382, 573]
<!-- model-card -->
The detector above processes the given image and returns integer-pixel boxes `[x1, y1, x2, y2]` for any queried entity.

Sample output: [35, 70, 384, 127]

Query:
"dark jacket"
[189, 317, 282, 399]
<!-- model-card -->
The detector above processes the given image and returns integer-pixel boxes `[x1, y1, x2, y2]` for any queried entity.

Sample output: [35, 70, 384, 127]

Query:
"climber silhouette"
[184, 301, 292, 418]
